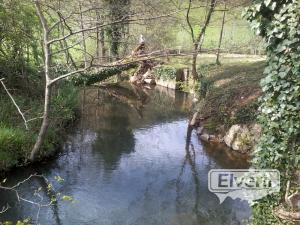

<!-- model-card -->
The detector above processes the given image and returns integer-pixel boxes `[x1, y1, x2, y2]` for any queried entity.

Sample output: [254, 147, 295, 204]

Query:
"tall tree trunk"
[191, 52, 198, 80]
[216, 3, 226, 65]
[30, 1, 52, 161]
[190, 0, 216, 81]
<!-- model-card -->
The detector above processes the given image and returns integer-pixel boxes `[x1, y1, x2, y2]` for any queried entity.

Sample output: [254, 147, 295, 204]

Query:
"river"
[0, 84, 250, 225]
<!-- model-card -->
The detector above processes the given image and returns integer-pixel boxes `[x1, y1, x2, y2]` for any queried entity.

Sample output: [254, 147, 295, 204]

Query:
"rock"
[196, 126, 204, 135]
[209, 135, 216, 140]
[189, 112, 199, 126]
[224, 125, 241, 147]
[224, 124, 253, 153]
[223, 123, 262, 153]
[144, 78, 156, 85]
[200, 133, 210, 142]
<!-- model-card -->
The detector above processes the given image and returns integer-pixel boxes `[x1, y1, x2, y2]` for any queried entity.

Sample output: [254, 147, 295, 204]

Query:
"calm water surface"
[0, 84, 250, 225]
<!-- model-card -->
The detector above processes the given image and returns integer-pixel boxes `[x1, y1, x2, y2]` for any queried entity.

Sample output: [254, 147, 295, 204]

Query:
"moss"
[70, 64, 137, 86]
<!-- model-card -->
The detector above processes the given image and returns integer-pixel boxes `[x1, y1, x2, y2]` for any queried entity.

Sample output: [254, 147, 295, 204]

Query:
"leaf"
[264, 0, 271, 6]
[255, 3, 262, 11]
[54, 175, 64, 182]
[270, 2, 277, 10]
[62, 195, 73, 201]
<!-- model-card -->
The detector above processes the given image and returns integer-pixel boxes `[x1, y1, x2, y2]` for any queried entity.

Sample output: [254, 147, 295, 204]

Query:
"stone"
[224, 125, 241, 147]
[144, 78, 156, 85]
[196, 126, 204, 135]
[224, 124, 252, 153]
[200, 133, 210, 142]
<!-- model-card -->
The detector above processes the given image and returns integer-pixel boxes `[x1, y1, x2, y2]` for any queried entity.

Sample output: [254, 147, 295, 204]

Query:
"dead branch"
[47, 9, 184, 45]
[0, 204, 10, 214]
[0, 78, 29, 130]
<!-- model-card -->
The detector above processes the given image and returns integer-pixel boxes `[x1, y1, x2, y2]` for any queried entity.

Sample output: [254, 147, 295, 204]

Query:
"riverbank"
[0, 82, 79, 172]
[192, 61, 265, 153]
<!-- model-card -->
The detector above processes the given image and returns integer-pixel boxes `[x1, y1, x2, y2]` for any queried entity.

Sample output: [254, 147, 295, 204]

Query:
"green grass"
[0, 126, 34, 169]
[0, 82, 79, 171]
[195, 61, 266, 133]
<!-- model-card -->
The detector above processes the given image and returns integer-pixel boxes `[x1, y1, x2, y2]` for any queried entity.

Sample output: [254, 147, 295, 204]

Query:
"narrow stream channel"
[0, 84, 251, 225]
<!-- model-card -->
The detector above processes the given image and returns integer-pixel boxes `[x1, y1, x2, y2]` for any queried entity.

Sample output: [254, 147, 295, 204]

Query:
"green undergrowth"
[0, 82, 79, 171]
[153, 65, 179, 81]
[194, 61, 265, 133]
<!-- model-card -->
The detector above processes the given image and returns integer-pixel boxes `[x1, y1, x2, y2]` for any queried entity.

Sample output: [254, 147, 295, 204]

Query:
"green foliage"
[153, 65, 177, 81]
[0, 0, 41, 82]
[71, 64, 137, 86]
[0, 125, 34, 168]
[0, 82, 79, 170]
[244, 0, 300, 224]
[234, 101, 259, 124]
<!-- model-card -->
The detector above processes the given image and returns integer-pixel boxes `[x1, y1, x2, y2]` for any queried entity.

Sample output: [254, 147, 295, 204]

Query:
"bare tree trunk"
[216, 3, 226, 65]
[79, 2, 88, 68]
[30, 1, 52, 161]
[191, 52, 198, 80]
[190, 0, 216, 81]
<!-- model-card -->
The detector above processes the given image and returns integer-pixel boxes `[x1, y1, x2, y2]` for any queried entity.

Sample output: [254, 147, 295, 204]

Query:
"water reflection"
[92, 112, 135, 171]
[0, 84, 250, 225]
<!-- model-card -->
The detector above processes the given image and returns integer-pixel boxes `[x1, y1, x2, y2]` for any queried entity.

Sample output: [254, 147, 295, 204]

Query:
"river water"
[0, 84, 250, 225]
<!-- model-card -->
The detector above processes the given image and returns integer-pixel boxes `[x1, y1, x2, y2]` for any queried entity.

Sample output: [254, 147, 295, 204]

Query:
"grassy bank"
[153, 55, 265, 134]
[0, 82, 79, 171]
[194, 61, 265, 133]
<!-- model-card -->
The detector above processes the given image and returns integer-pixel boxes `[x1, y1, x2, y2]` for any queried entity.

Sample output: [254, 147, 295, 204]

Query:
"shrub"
[153, 65, 177, 81]
[0, 126, 34, 168]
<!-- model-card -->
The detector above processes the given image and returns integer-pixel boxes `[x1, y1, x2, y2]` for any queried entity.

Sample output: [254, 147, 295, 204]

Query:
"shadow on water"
[0, 83, 250, 225]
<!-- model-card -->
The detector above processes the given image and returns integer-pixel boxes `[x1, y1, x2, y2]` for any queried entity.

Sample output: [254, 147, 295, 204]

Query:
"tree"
[216, 1, 226, 65]
[244, 0, 300, 223]
[186, 0, 217, 81]
[28, 0, 182, 161]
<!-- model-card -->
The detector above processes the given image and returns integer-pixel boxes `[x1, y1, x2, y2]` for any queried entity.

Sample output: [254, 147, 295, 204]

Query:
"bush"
[153, 65, 177, 81]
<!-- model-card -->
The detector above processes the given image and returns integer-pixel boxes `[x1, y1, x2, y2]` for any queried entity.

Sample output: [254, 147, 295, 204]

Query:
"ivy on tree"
[244, 0, 300, 224]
